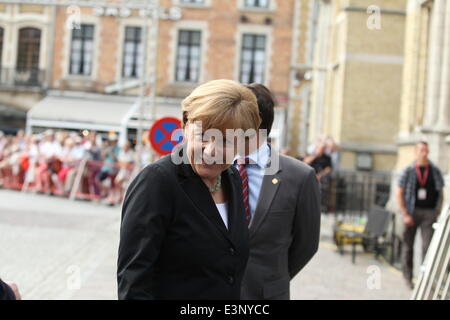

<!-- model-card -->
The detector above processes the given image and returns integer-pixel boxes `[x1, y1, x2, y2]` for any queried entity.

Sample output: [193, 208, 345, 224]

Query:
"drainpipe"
[45, 4, 56, 91]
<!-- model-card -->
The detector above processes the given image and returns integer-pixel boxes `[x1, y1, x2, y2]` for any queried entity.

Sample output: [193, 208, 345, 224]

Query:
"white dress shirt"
[234, 143, 271, 219]
[215, 202, 228, 229]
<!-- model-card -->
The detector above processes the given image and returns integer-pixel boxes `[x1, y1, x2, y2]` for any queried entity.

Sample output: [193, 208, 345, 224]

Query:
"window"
[239, 34, 266, 84]
[244, 0, 269, 8]
[122, 26, 142, 78]
[15, 27, 41, 85]
[16, 27, 41, 71]
[69, 24, 94, 76]
[175, 30, 201, 82]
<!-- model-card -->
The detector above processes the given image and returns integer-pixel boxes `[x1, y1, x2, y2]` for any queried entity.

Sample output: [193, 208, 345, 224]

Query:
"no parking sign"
[149, 117, 183, 155]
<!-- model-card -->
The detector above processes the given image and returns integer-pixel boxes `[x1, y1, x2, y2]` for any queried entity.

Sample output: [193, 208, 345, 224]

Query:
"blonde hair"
[182, 79, 261, 132]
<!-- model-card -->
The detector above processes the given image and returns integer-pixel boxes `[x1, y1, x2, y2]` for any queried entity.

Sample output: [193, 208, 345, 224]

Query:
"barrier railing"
[411, 204, 450, 300]
[323, 170, 392, 217]
[0, 155, 135, 205]
[69, 158, 134, 204]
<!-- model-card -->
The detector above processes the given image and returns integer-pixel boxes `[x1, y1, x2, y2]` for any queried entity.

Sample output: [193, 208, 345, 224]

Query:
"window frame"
[175, 29, 202, 83]
[244, 0, 270, 9]
[122, 26, 143, 78]
[69, 24, 95, 76]
[174, 0, 211, 9]
[238, 0, 276, 12]
[16, 27, 41, 71]
[239, 33, 267, 84]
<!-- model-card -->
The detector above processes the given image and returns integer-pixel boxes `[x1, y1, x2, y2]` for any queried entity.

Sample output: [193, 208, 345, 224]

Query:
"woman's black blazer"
[117, 153, 249, 300]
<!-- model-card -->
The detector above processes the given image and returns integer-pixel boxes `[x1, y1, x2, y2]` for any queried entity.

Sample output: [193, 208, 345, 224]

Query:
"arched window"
[16, 27, 41, 84]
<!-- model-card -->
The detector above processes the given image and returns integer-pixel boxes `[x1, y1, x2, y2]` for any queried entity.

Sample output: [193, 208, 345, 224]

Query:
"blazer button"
[228, 275, 235, 285]
[229, 247, 235, 255]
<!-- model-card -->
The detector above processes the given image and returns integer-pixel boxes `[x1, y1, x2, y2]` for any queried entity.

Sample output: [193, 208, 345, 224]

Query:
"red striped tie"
[238, 158, 251, 225]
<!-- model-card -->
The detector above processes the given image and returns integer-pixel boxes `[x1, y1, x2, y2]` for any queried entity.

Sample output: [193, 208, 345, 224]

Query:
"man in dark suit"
[0, 279, 20, 300]
[237, 84, 321, 300]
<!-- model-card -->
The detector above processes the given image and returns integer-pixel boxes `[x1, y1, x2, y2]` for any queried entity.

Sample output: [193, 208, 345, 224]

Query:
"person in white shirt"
[62, 135, 86, 195]
[112, 141, 135, 205]
[36, 130, 61, 193]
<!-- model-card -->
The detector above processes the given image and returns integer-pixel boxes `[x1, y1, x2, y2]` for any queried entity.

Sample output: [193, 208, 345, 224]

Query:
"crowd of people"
[0, 129, 142, 205]
[0, 127, 341, 209]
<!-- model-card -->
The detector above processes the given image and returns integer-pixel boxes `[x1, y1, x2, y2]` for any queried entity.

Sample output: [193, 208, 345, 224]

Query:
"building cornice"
[0, 0, 155, 9]
[340, 142, 397, 154]
[343, 5, 406, 16]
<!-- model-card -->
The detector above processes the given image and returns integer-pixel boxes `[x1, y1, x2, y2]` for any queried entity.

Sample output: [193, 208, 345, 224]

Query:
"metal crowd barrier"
[412, 204, 450, 300]
[0, 155, 136, 204]
[323, 170, 392, 217]
[69, 158, 135, 202]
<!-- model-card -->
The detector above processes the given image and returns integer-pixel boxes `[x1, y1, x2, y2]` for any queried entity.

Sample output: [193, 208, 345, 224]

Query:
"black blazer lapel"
[225, 166, 245, 247]
[177, 162, 235, 245]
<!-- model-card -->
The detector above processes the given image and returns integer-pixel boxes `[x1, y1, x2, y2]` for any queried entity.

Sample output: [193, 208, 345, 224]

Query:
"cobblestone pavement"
[291, 215, 413, 300]
[0, 190, 413, 300]
[0, 190, 120, 300]
[291, 242, 412, 300]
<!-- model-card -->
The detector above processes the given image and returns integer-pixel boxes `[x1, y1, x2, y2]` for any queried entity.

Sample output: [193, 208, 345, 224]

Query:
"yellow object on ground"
[334, 223, 365, 245]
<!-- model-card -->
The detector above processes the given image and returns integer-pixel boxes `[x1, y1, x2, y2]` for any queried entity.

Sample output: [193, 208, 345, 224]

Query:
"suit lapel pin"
[272, 178, 279, 185]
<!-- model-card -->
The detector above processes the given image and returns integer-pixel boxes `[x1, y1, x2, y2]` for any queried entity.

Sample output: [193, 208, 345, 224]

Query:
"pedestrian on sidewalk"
[396, 141, 445, 289]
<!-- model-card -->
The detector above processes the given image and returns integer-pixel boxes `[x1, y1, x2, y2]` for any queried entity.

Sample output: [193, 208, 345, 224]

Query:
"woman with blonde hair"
[118, 79, 261, 300]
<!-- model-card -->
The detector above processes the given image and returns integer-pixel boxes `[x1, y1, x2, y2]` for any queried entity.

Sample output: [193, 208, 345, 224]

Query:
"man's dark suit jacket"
[0, 279, 15, 300]
[117, 154, 249, 300]
[241, 153, 321, 300]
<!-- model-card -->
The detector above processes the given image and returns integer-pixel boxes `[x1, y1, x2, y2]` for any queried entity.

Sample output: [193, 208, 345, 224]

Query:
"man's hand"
[403, 214, 415, 227]
[5, 281, 21, 300]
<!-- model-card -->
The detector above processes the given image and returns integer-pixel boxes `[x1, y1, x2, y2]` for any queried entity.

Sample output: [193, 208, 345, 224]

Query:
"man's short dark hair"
[245, 83, 275, 137]
[417, 141, 429, 147]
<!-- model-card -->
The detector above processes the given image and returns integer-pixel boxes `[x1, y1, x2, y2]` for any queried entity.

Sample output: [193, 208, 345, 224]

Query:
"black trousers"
[402, 208, 438, 281]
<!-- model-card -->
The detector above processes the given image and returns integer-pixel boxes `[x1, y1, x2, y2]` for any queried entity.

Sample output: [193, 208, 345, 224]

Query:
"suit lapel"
[249, 153, 283, 238]
[178, 162, 235, 245]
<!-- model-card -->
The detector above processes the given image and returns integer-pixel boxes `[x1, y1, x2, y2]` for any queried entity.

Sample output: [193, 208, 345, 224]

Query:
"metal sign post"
[412, 204, 450, 300]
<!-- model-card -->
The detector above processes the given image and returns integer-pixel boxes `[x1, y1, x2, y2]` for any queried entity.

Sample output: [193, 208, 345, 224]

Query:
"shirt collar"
[234, 142, 271, 168]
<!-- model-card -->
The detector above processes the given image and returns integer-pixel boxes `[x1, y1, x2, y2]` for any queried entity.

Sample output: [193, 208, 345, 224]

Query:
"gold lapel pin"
[272, 178, 279, 185]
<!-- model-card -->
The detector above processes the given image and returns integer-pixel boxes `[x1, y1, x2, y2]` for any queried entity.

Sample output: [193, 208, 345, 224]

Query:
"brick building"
[0, 0, 315, 149]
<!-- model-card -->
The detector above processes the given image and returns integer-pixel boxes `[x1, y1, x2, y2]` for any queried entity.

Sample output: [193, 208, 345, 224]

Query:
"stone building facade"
[300, 0, 406, 171]
[0, 2, 54, 111]
[393, 0, 450, 204]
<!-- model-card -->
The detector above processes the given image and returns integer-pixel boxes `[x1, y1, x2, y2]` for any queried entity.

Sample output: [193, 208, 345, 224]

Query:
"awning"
[27, 93, 136, 132]
[0, 104, 27, 134]
[126, 96, 182, 130]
